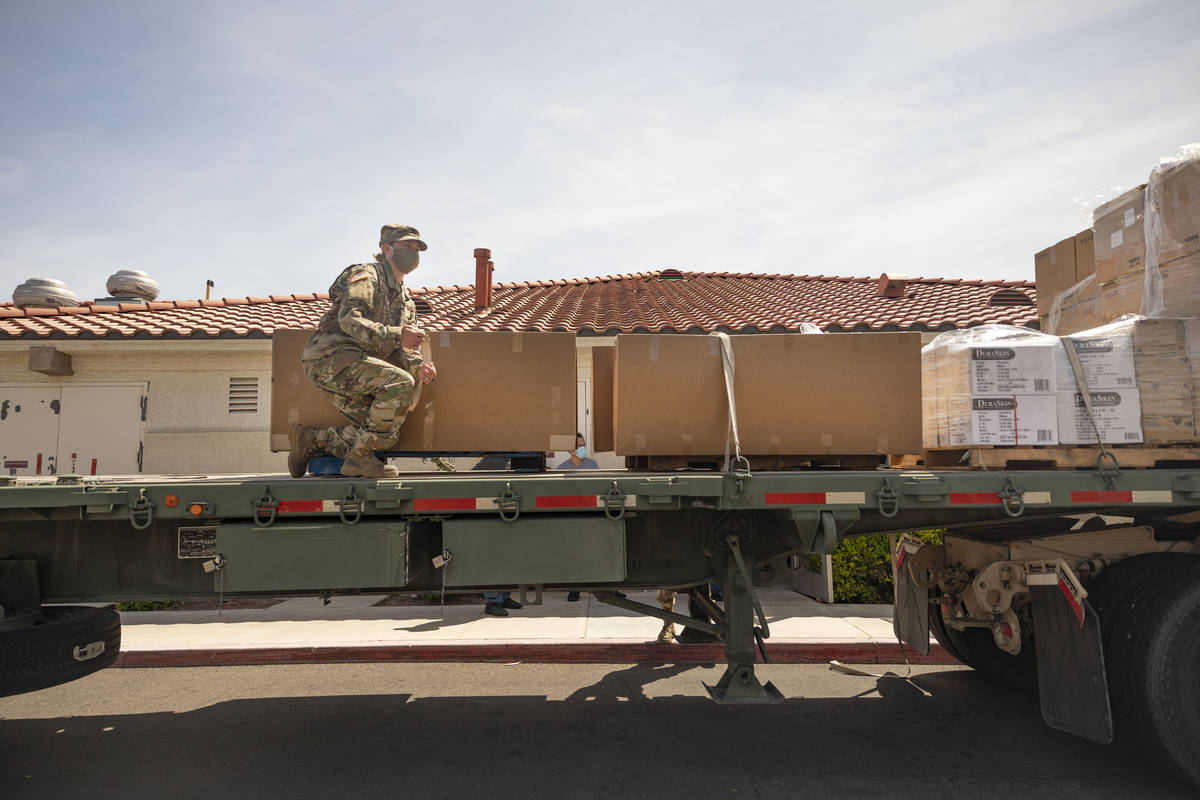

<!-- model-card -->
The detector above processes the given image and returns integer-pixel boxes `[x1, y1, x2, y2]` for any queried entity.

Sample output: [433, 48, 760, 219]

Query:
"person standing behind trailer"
[288, 224, 438, 480]
[560, 433, 599, 602]
[556, 432, 599, 470]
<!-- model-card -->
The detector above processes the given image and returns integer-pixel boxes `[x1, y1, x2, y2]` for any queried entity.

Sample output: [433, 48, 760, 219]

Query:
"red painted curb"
[113, 642, 955, 668]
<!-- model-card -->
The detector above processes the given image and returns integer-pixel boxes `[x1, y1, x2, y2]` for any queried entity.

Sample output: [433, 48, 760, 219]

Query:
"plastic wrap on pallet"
[1064, 316, 1198, 444]
[1144, 144, 1200, 318]
[921, 325, 1060, 447]
[1047, 273, 1102, 335]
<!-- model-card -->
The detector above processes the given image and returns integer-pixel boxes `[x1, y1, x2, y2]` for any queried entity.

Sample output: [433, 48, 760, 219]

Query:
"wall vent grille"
[228, 377, 259, 414]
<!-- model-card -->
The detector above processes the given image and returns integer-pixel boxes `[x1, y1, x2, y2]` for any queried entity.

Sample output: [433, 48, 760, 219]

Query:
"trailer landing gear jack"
[704, 663, 783, 704]
[705, 536, 782, 704]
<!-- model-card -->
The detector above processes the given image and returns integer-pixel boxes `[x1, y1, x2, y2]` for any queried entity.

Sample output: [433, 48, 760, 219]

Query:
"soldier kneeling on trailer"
[289, 223, 438, 479]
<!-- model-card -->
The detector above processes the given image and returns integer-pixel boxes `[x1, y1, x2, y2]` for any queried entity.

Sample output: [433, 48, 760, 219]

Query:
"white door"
[576, 379, 591, 449]
[56, 385, 146, 475]
[0, 387, 62, 476]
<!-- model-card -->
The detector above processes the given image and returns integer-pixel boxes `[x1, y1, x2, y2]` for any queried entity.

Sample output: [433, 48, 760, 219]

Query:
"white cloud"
[0, 0, 1198, 302]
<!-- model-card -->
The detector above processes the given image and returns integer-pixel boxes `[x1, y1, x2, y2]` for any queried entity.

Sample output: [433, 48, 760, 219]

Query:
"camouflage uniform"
[301, 257, 424, 458]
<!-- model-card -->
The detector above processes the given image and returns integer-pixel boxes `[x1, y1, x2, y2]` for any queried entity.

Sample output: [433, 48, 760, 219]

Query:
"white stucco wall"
[0, 335, 617, 475]
[0, 340, 287, 475]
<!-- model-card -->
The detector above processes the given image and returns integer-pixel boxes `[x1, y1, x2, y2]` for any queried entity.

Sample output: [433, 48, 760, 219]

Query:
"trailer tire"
[928, 602, 979, 669]
[1087, 551, 1182, 620]
[0, 605, 121, 697]
[1109, 557, 1200, 787]
[1140, 572, 1200, 787]
[931, 600, 1036, 690]
[1093, 554, 1200, 746]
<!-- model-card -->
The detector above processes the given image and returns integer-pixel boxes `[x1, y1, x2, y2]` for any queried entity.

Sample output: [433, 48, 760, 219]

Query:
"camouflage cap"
[379, 224, 428, 251]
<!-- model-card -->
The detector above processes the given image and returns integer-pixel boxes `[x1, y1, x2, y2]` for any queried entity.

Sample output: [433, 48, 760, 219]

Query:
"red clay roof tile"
[0, 271, 1039, 340]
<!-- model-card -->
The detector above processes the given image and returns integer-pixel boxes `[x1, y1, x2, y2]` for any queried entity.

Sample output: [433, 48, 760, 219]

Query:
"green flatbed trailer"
[2, 464, 1199, 785]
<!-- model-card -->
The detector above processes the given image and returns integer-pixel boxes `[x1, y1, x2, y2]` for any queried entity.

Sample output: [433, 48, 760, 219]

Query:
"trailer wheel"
[0, 605, 121, 697]
[1139, 570, 1200, 787]
[1087, 551, 1182, 620]
[935, 606, 1037, 691]
[928, 601, 979, 669]
[1105, 557, 1200, 787]
[1092, 554, 1200, 743]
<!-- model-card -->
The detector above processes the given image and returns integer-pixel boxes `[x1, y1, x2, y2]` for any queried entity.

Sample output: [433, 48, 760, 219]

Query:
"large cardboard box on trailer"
[270, 328, 578, 453]
[613, 332, 923, 457]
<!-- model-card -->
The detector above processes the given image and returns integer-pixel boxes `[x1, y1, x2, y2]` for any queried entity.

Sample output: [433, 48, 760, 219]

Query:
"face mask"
[575, 446, 587, 458]
[388, 247, 420, 274]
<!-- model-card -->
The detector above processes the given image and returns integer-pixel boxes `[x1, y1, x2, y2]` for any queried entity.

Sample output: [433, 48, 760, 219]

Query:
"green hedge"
[819, 530, 942, 604]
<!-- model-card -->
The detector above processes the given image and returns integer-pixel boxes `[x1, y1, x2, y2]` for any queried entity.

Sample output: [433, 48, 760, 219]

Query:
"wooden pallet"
[923, 444, 1200, 470]
[625, 454, 890, 472]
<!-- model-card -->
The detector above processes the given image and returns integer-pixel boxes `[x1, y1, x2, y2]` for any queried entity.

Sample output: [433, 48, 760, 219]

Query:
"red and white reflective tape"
[764, 491, 865, 506]
[535, 494, 636, 509]
[413, 495, 637, 512]
[413, 497, 499, 512]
[1028, 570, 1085, 626]
[1070, 490, 1173, 504]
[276, 500, 344, 514]
[948, 491, 1052, 505]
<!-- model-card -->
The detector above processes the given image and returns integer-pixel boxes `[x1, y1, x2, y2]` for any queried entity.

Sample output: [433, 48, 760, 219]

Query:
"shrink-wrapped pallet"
[921, 325, 1059, 447]
[923, 317, 1199, 449]
[1042, 145, 1200, 335]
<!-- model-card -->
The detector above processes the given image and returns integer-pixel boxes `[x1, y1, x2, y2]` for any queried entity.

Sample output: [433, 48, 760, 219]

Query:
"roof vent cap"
[13, 278, 80, 308]
[988, 288, 1035, 307]
[877, 273, 908, 298]
[658, 268, 685, 279]
[105, 270, 160, 301]
[412, 296, 433, 314]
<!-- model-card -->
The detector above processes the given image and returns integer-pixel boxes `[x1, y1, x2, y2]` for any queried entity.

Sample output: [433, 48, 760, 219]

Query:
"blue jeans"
[484, 592, 510, 603]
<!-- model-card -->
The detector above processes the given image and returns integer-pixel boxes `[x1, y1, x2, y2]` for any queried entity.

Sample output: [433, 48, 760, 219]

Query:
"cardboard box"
[943, 395, 1058, 447]
[1148, 154, 1200, 265]
[270, 329, 578, 453]
[1157, 252, 1200, 318]
[1055, 329, 1135, 390]
[966, 339, 1057, 395]
[1093, 185, 1147, 284]
[1100, 271, 1145, 320]
[1050, 276, 1103, 335]
[1034, 235, 1078, 318]
[1057, 388, 1143, 445]
[1075, 229, 1096, 280]
[591, 345, 615, 452]
[614, 332, 922, 456]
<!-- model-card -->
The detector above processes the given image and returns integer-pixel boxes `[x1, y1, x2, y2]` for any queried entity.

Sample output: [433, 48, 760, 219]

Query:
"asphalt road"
[0, 663, 1191, 799]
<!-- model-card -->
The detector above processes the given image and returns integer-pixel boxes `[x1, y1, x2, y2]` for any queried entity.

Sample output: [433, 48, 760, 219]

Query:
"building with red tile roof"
[0, 269, 1037, 476]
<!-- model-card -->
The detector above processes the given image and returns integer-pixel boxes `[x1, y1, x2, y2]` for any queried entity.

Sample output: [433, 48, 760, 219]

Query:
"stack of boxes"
[1044, 149, 1200, 334]
[923, 327, 1059, 448]
[923, 319, 1200, 448]
[1034, 230, 1096, 332]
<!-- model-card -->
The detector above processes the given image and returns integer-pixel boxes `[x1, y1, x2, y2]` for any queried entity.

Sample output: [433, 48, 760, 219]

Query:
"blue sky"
[1, 0, 1198, 302]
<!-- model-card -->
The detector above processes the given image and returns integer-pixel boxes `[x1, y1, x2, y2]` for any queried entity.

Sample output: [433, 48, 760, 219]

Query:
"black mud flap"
[892, 544, 930, 655]
[1030, 581, 1112, 744]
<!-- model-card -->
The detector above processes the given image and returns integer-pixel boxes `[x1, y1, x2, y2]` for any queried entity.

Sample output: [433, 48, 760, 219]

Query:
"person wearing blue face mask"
[556, 432, 599, 470]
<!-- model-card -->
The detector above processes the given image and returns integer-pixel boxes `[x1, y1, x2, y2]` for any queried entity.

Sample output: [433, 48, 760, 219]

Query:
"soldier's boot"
[657, 622, 676, 643]
[341, 433, 399, 479]
[288, 423, 320, 479]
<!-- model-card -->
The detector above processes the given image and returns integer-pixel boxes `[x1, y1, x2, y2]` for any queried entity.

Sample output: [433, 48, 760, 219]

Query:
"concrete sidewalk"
[113, 589, 953, 667]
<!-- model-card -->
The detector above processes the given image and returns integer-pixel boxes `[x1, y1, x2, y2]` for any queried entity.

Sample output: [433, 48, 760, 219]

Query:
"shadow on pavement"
[1, 669, 1190, 800]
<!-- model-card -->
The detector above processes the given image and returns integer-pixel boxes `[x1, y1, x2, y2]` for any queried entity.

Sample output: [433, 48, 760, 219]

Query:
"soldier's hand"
[401, 326, 426, 350]
[419, 362, 437, 384]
